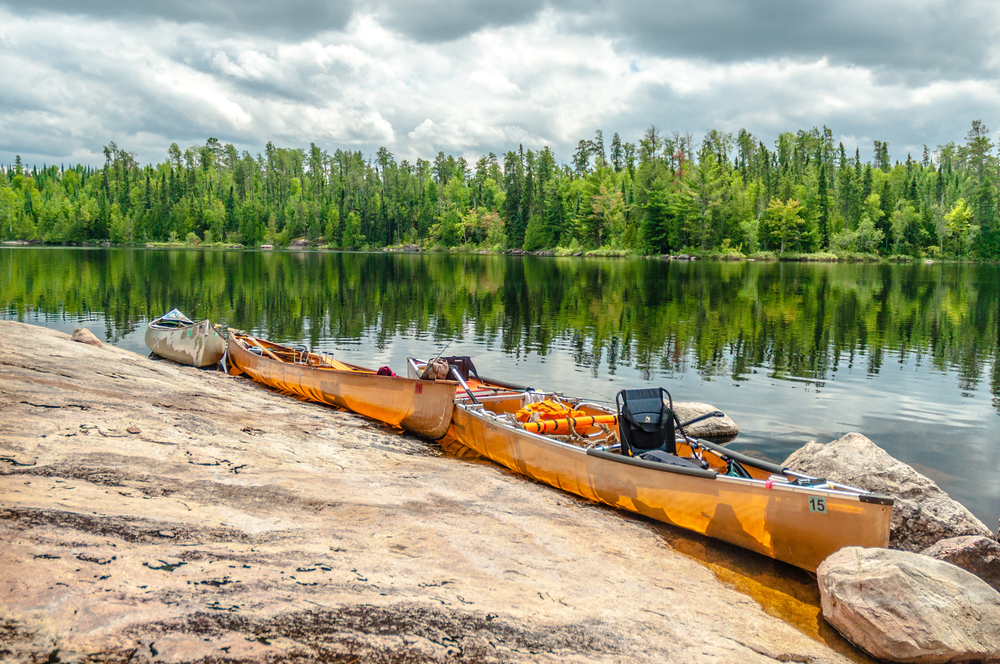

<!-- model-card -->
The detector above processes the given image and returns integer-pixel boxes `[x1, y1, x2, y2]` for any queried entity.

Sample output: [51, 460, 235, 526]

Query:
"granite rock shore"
[1, 321, 854, 663]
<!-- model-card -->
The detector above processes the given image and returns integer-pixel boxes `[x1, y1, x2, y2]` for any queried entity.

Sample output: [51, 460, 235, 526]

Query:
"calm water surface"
[3, 247, 998, 529]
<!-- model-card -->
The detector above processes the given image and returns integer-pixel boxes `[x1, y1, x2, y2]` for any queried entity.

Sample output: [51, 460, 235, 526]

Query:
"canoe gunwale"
[460, 401, 893, 504]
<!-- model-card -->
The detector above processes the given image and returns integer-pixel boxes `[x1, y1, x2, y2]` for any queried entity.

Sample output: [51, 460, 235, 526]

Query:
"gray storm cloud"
[10, 0, 994, 73]
[3, 0, 355, 37]
[554, 0, 999, 78]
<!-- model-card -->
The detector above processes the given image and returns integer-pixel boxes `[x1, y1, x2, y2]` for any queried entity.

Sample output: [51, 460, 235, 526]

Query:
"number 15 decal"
[809, 496, 827, 513]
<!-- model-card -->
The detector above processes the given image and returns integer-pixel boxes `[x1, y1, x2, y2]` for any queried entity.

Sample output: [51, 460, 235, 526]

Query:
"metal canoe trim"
[858, 493, 895, 506]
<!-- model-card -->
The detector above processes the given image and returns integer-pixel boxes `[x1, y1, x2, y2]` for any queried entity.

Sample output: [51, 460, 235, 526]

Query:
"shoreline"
[0, 320, 868, 663]
[3, 240, 989, 264]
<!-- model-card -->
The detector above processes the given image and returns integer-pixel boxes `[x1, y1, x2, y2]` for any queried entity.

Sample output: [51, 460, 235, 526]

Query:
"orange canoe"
[407, 358, 894, 572]
[228, 331, 459, 439]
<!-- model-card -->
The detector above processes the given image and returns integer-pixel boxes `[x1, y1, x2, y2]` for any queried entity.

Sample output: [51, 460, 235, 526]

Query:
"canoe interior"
[443, 390, 894, 572]
[228, 331, 459, 440]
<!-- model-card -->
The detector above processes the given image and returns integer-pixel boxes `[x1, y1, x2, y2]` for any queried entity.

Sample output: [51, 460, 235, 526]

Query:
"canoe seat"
[638, 450, 710, 470]
[616, 387, 677, 457]
[442, 356, 479, 381]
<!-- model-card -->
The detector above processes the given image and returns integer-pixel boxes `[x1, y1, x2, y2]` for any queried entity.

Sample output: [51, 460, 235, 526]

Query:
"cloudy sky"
[2, 0, 999, 168]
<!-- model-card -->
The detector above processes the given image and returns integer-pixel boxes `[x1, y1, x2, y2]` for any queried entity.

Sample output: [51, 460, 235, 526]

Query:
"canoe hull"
[447, 403, 892, 572]
[145, 319, 226, 367]
[228, 331, 457, 439]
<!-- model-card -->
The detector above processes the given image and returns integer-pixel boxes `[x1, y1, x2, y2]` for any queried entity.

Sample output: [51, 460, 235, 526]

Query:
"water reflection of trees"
[2, 248, 997, 411]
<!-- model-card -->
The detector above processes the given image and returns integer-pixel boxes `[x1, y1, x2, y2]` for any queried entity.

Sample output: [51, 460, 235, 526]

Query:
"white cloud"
[467, 70, 521, 96]
[1, 5, 999, 168]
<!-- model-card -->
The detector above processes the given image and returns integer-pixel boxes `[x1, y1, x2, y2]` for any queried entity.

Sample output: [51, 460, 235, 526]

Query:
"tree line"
[2, 122, 999, 259]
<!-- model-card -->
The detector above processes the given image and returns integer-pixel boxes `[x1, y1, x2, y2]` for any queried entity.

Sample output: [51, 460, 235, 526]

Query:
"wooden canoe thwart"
[227, 331, 459, 440]
[408, 358, 894, 572]
[144, 309, 227, 367]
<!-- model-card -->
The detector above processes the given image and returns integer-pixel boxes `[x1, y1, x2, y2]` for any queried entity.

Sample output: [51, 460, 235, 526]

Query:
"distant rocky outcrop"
[922, 535, 1000, 593]
[817, 547, 1000, 664]
[783, 432, 993, 551]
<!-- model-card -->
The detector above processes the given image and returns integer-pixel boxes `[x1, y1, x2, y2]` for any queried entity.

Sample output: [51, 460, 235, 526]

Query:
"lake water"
[3, 247, 998, 530]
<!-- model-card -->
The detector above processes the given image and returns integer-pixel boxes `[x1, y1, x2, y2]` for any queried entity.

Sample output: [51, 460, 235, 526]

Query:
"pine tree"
[610, 133, 623, 172]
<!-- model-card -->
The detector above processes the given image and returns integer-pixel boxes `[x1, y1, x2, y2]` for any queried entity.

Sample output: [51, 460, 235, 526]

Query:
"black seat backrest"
[616, 387, 676, 456]
[442, 356, 479, 381]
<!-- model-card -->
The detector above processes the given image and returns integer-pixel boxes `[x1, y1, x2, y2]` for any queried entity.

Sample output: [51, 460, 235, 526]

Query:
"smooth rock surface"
[673, 402, 740, 438]
[0, 321, 851, 664]
[783, 433, 992, 551]
[817, 547, 1000, 663]
[922, 535, 1000, 593]
[71, 327, 102, 346]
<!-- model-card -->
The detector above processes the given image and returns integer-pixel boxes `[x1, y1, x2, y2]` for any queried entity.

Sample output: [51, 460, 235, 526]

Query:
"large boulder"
[783, 432, 992, 551]
[817, 547, 1000, 663]
[673, 402, 740, 439]
[922, 535, 1000, 593]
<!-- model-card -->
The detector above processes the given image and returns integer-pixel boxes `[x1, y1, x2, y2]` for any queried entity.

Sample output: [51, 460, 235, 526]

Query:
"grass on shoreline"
[8, 238, 980, 263]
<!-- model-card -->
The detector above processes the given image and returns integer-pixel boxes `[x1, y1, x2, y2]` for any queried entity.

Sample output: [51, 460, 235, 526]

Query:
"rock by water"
[817, 547, 1000, 663]
[673, 402, 740, 439]
[71, 327, 102, 346]
[783, 432, 992, 551]
[922, 535, 1000, 594]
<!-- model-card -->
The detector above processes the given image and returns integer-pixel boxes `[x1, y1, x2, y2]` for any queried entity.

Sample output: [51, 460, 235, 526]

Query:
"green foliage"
[855, 217, 885, 254]
[3, 120, 998, 260]
[945, 198, 976, 256]
[431, 202, 462, 247]
[764, 198, 804, 254]
[342, 211, 365, 249]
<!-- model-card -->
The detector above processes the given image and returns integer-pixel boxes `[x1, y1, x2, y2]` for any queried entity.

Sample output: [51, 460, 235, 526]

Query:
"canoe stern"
[145, 320, 226, 367]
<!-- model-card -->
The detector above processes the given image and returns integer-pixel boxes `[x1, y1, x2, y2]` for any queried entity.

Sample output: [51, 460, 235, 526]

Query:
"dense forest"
[2, 122, 999, 259]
